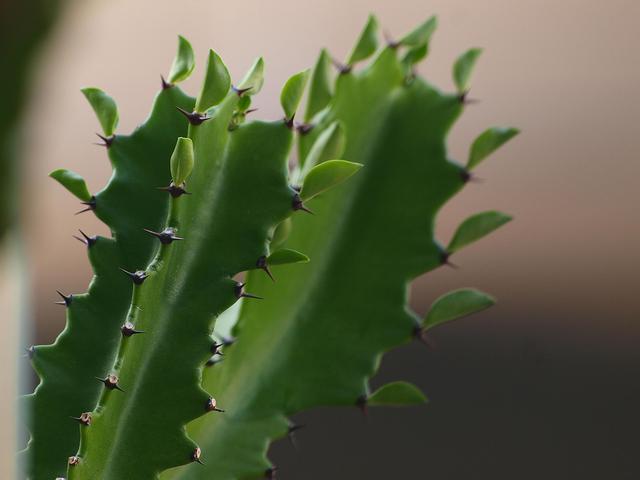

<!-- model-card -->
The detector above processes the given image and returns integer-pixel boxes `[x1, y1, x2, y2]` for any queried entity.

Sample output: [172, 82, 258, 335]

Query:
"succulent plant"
[21, 16, 518, 480]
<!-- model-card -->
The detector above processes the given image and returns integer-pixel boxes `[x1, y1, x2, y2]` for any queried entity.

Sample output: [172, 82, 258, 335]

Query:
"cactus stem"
[121, 322, 144, 337]
[73, 229, 97, 247]
[331, 57, 352, 75]
[232, 85, 253, 97]
[296, 123, 314, 135]
[256, 256, 275, 282]
[119, 268, 149, 285]
[157, 183, 190, 197]
[96, 374, 124, 392]
[205, 397, 225, 413]
[75, 196, 96, 215]
[95, 133, 114, 148]
[143, 227, 183, 244]
[292, 193, 314, 215]
[70, 412, 92, 426]
[265, 466, 278, 479]
[55, 290, 73, 307]
[234, 282, 263, 300]
[191, 447, 204, 465]
[176, 107, 211, 126]
[160, 75, 173, 90]
[68, 456, 80, 466]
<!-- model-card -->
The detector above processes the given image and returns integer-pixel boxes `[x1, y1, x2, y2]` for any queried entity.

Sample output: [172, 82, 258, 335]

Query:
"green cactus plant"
[22, 16, 518, 480]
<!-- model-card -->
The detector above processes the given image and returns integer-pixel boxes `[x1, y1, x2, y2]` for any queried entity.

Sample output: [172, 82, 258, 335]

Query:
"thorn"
[121, 322, 144, 337]
[70, 412, 92, 426]
[143, 227, 183, 244]
[287, 424, 305, 449]
[265, 466, 277, 479]
[96, 374, 124, 392]
[292, 193, 314, 214]
[161, 75, 172, 90]
[296, 123, 314, 135]
[25, 346, 36, 359]
[356, 395, 369, 418]
[234, 282, 263, 300]
[245, 108, 258, 115]
[412, 325, 436, 349]
[55, 290, 73, 307]
[205, 397, 225, 413]
[256, 256, 275, 282]
[68, 456, 80, 466]
[157, 182, 190, 198]
[119, 268, 148, 285]
[232, 85, 253, 97]
[284, 114, 295, 129]
[383, 30, 400, 49]
[191, 447, 204, 465]
[73, 229, 97, 247]
[459, 90, 480, 105]
[331, 57, 352, 74]
[460, 169, 472, 183]
[210, 343, 224, 356]
[176, 106, 211, 125]
[95, 133, 114, 148]
[75, 197, 96, 215]
[439, 251, 458, 269]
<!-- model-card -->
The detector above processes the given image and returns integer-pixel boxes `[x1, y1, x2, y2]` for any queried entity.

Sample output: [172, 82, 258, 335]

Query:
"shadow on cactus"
[21, 16, 518, 480]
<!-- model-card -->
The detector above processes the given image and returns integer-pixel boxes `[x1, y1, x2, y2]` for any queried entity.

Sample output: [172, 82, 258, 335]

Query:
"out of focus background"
[2, 0, 639, 478]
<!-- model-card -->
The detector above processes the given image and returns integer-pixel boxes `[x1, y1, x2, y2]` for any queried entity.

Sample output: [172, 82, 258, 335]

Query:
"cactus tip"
[143, 227, 183, 244]
[330, 57, 352, 75]
[176, 106, 211, 126]
[232, 85, 253, 97]
[96, 374, 124, 392]
[191, 447, 204, 465]
[75, 197, 96, 215]
[205, 397, 224, 413]
[119, 268, 148, 285]
[292, 193, 314, 215]
[256, 256, 275, 282]
[157, 182, 190, 198]
[71, 412, 92, 426]
[234, 282, 263, 300]
[55, 290, 73, 307]
[94, 133, 114, 148]
[73, 229, 97, 247]
[160, 75, 172, 90]
[121, 322, 144, 337]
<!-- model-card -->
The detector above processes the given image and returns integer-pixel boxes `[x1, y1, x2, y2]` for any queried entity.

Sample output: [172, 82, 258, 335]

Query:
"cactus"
[22, 16, 518, 480]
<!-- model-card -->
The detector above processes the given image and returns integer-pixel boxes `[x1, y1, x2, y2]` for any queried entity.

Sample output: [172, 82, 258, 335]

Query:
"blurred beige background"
[6, 0, 639, 477]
